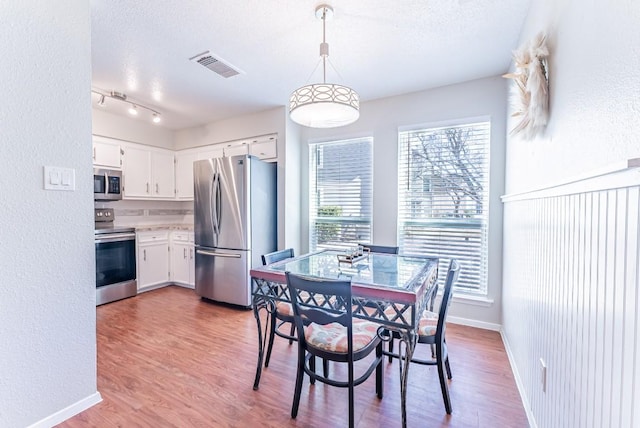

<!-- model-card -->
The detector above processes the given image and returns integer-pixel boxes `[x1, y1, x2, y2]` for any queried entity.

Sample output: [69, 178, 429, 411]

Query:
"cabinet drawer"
[137, 231, 169, 243]
[171, 231, 190, 242]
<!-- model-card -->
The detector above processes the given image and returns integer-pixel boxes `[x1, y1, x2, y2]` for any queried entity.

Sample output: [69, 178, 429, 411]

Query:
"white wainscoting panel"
[502, 168, 640, 428]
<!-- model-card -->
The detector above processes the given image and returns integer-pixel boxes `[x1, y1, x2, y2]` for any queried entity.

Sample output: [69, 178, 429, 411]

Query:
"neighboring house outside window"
[398, 121, 491, 294]
[309, 137, 373, 252]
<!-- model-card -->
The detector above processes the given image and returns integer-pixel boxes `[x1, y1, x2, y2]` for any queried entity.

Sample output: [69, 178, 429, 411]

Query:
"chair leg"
[264, 313, 277, 368]
[376, 343, 384, 399]
[309, 355, 316, 385]
[291, 346, 305, 419]
[288, 322, 296, 345]
[348, 365, 355, 428]
[436, 343, 452, 414]
[388, 337, 394, 363]
[445, 355, 452, 379]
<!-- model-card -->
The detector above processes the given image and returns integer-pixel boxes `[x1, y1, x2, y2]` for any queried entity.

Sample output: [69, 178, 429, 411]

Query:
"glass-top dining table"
[250, 250, 439, 427]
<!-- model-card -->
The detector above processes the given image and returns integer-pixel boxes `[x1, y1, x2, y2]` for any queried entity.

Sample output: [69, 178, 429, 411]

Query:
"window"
[309, 138, 373, 252]
[398, 121, 490, 293]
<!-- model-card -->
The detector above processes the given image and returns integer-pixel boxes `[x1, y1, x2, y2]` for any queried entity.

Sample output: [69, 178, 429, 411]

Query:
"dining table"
[250, 249, 439, 427]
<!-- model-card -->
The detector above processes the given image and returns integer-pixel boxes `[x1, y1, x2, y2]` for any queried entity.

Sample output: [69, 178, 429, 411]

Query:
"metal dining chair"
[286, 272, 384, 428]
[384, 259, 461, 414]
[261, 248, 296, 368]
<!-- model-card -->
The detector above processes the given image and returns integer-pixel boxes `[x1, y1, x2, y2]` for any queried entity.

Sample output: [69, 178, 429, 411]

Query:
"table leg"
[396, 329, 416, 428]
[252, 295, 274, 390]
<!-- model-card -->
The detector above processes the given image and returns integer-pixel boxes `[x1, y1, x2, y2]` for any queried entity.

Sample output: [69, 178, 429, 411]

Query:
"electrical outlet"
[540, 358, 547, 393]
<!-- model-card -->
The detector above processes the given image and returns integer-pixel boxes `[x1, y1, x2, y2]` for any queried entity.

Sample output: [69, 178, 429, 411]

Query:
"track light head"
[91, 88, 163, 125]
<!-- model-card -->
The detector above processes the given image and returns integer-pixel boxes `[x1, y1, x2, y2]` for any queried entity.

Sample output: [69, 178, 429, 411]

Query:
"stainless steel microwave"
[94, 168, 122, 201]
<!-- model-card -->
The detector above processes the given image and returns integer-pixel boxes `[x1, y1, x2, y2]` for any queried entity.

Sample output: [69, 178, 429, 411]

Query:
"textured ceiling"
[90, 0, 531, 130]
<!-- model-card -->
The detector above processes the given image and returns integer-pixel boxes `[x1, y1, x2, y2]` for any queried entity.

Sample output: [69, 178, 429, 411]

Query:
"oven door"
[95, 233, 136, 287]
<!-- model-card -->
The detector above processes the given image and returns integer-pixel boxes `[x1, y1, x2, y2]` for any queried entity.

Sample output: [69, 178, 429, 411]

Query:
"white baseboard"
[500, 329, 538, 428]
[27, 391, 102, 428]
[447, 315, 501, 331]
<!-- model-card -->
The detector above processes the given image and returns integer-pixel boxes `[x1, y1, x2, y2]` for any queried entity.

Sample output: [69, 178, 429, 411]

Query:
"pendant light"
[289, 4, 359, 128]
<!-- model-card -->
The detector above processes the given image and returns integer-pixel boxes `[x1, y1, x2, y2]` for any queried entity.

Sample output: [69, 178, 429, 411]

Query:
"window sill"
[451, 292, 494, 307]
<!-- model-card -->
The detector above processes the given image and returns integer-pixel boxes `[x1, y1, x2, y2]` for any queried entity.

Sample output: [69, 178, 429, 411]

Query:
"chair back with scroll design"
[286, 272, 383, 428]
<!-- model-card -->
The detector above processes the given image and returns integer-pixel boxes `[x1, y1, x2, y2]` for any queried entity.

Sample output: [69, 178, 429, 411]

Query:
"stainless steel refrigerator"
[194, 155, 276, 307]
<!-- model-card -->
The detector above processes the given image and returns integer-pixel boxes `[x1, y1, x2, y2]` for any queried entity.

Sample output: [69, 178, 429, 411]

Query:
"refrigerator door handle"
[215, 174, 222, 235]
[210, 172, 218, 235]
[196, 249, 241, 258]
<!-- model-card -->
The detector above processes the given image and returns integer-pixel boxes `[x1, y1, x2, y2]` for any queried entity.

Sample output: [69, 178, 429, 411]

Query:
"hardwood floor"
[58, 286, 528, 427]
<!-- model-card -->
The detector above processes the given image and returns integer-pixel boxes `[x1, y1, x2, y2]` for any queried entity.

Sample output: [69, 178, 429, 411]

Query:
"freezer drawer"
[195, 248, 251, 307]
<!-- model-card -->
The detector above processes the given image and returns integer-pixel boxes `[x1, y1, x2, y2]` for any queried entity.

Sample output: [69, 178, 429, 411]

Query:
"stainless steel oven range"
[95, 208, 137, 305]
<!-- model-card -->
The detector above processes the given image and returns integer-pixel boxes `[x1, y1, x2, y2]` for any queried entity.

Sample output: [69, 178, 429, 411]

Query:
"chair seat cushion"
[276, 301, 294, 317]
[417, 310, 439, 337]
[305, 319, 380, 353]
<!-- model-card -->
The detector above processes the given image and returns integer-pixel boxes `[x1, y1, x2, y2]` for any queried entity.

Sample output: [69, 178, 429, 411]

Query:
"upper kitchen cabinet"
[121, 143, 175, 200]
[223, 139, 249, 157]
[175, 149, 198, 200]
[92, 136, 122, 168]
[249, 135, 277, 160]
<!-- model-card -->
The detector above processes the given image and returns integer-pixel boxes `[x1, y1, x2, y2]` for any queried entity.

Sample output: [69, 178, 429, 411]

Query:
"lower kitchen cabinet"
[170, 231, 194, 288]
[137, 231, 170, 291]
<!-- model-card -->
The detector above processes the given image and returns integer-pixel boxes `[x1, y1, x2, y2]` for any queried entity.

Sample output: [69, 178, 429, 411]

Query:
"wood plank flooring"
[58, 286, 528, 427]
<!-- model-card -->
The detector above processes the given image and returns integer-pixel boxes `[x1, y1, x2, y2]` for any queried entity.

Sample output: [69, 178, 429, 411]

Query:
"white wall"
[502, 0, 640, 427]
[92, 109, 174, 149]
[300, 76, 508, 326]
[0, 2, 100, 426]
[173, 107, 285, 150]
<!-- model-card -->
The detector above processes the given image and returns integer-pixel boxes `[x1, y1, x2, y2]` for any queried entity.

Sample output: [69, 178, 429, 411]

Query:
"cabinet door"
[122, 146, 151, 198]
[249, 139, 277, 160]
[170, 242, 191, 284]
[151, 150, 175, 198]
[198, 146, 224, 160]
[188, 244, 195, 286]
[223, 141, 249, 157]
[175, 152, 197, 200]
[93, 139, 122, 168]
[138, 242, 169, 289]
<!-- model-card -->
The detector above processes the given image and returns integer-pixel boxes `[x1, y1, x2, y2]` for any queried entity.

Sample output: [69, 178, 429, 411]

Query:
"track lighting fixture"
[91, 89, 162, 125]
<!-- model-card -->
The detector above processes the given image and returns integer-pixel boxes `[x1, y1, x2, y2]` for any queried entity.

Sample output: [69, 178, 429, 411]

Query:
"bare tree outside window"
[408, 127, 486, 219]
[398, 121, 490, 293]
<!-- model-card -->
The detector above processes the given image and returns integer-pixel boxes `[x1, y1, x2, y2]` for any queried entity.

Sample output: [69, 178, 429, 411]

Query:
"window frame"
[397, 118, 491, 295]
[308, 137, 374, 252]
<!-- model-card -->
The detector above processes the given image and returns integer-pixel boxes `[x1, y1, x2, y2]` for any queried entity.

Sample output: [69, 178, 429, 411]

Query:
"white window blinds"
[309, 138, 373, 252]
[397, 121, 490, 293]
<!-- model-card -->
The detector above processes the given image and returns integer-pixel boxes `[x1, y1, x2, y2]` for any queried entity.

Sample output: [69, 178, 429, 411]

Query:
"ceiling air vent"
[189, 50, 244, 78]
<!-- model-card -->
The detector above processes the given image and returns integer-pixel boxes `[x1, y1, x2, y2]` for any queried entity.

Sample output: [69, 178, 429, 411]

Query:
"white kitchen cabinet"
[122, 144, 175, 200]
[137, 231, 170, 291]
[249, 136, 277, 161]
[223, 139, 249, 157]
[152, 151, 175, 198]
[175, 146, 224, 201]
[170, 231, 194, 288]
[92, 137, 122, 168]
[175, 150, 197, 200]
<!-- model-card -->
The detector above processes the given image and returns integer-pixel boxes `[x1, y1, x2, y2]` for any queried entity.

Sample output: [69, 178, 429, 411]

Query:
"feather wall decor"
[503, 32, 550, 139]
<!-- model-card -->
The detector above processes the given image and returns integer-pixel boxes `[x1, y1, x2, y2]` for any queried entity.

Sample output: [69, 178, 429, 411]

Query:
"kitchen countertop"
[131, 224, 194, 232]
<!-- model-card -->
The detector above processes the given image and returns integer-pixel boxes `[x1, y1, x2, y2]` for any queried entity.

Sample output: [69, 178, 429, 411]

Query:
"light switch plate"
[44, 166, 75, 191]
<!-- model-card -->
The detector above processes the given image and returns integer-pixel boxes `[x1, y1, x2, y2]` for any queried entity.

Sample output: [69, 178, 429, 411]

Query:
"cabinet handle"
[184, 248, 187, 259]
[190, 248, 193, 260]
[143, 249, 147, 261]
[93, 147, 96, 160]
[146, 182, 149, 193]
[156, 183, 159, 193]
